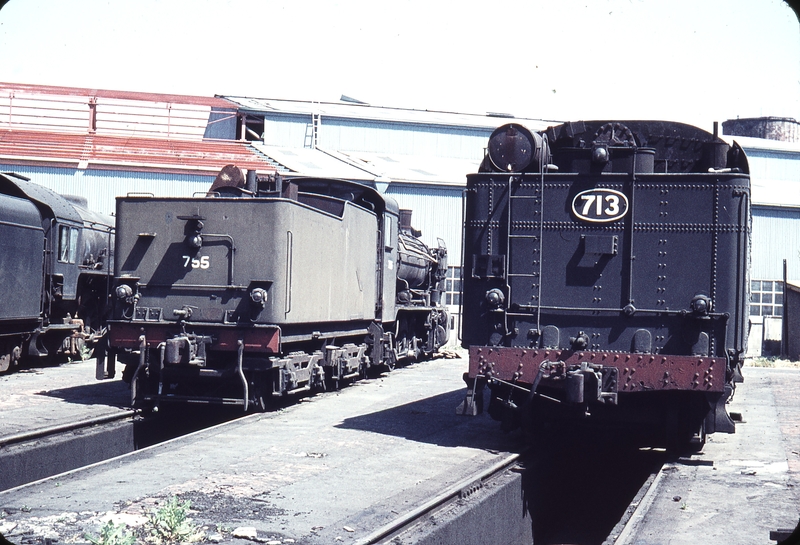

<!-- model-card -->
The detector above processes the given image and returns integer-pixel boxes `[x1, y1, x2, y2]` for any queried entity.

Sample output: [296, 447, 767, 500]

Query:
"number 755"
[182, 255, 210, 269]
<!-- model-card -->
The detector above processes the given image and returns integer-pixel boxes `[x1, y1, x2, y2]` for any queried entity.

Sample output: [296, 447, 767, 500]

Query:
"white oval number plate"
[571, 188, 629, 223]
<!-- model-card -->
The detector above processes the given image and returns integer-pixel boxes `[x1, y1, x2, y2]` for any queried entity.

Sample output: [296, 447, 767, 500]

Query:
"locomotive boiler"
[102, 167, 449, 411]
[0, 172, 114, 371]
[458, 121, 750, 449]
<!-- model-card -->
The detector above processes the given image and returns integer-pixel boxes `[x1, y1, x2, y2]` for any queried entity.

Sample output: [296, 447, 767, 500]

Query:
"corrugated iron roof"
[724, 134, 800, 153]
[0, 129, 276, 175]
[335, 150, 478, 185]
[224, 95, 555, 131]
[252, 144, 378, 180]
[1, 82, 234, 109]
[0, 82, 238, 140]
[251, 144, 477, 186]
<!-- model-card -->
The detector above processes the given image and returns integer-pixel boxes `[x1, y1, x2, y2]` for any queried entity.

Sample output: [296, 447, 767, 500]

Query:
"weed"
[748, 356, 776, 368]
[146, 496, 204, 544]
[85, 520, 136, 545]
[80, 343, 93, 361]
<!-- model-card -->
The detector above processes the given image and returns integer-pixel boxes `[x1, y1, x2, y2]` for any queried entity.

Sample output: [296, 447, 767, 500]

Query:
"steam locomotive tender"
[459, 121, 750, 448]
[104, 168, 449, 411]
[0, 172, 114, 372]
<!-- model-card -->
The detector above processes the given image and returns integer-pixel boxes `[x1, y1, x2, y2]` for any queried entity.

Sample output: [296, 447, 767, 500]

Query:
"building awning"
[253, 144, 477, 186]
[0, 129, 276, 175]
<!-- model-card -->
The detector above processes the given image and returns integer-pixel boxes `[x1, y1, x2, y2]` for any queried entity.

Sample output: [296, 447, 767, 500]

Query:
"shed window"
[750, 280, 783, 317]
[445, 266, 462, 306]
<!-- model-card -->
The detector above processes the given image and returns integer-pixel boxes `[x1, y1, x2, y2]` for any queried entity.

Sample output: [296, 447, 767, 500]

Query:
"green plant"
[748, 356, 776, 368]
[80, 343, 93, 361]
[85, 520, 136, 545]
[146, 496, 204, 544]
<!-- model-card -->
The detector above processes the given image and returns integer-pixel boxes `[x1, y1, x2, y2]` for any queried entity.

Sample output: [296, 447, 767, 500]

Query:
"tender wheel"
[0, 340, 19, 373]
[250, 373, 270, 412]
[0, 351, 10, 373]
[687, 419, 707, 452]
[253, 393, 268, 412]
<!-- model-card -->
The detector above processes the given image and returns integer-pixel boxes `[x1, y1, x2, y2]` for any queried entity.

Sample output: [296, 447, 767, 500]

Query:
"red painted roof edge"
[0, 82, 237, 109]
[0, 129, 277, 175]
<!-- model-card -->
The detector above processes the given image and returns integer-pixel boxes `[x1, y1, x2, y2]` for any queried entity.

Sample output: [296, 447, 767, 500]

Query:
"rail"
[353, 452, 522, 545]
[0, 411, 134, 448]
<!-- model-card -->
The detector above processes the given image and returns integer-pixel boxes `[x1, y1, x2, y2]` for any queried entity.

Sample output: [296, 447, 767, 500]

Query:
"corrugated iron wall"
[386, 184, 465, 341]
[320, 118, 489, 160]
[752, 206, 800, 280]
[263, 112, 491, 160]
[0, 164, 213, 216]
[385, 185, 463, 265]
[747, 149, 800, 206]
[263, 113, 312, 148]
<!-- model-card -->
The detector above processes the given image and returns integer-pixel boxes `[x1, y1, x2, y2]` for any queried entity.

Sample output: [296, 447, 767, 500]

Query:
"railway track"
[0, 406, 249, 492]
[0, 356, 675, 545]
[356, 452, 524, 544]
[354, 441, 667, 545]
[0, 411, 137, 492]
[0, 411, 134, 450]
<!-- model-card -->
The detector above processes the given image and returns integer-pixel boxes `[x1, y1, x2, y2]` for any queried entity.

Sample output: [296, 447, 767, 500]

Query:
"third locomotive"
[459, 120, 750, 449]
[0, 172, 113, 372]
[103, 168, 449, 411]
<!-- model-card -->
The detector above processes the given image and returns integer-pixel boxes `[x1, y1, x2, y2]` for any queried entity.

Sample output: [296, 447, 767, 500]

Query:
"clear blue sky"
[1, 0, 798, 131]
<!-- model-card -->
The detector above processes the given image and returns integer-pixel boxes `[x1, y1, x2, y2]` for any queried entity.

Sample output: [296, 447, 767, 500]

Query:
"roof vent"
[340, 95, 368, 105]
